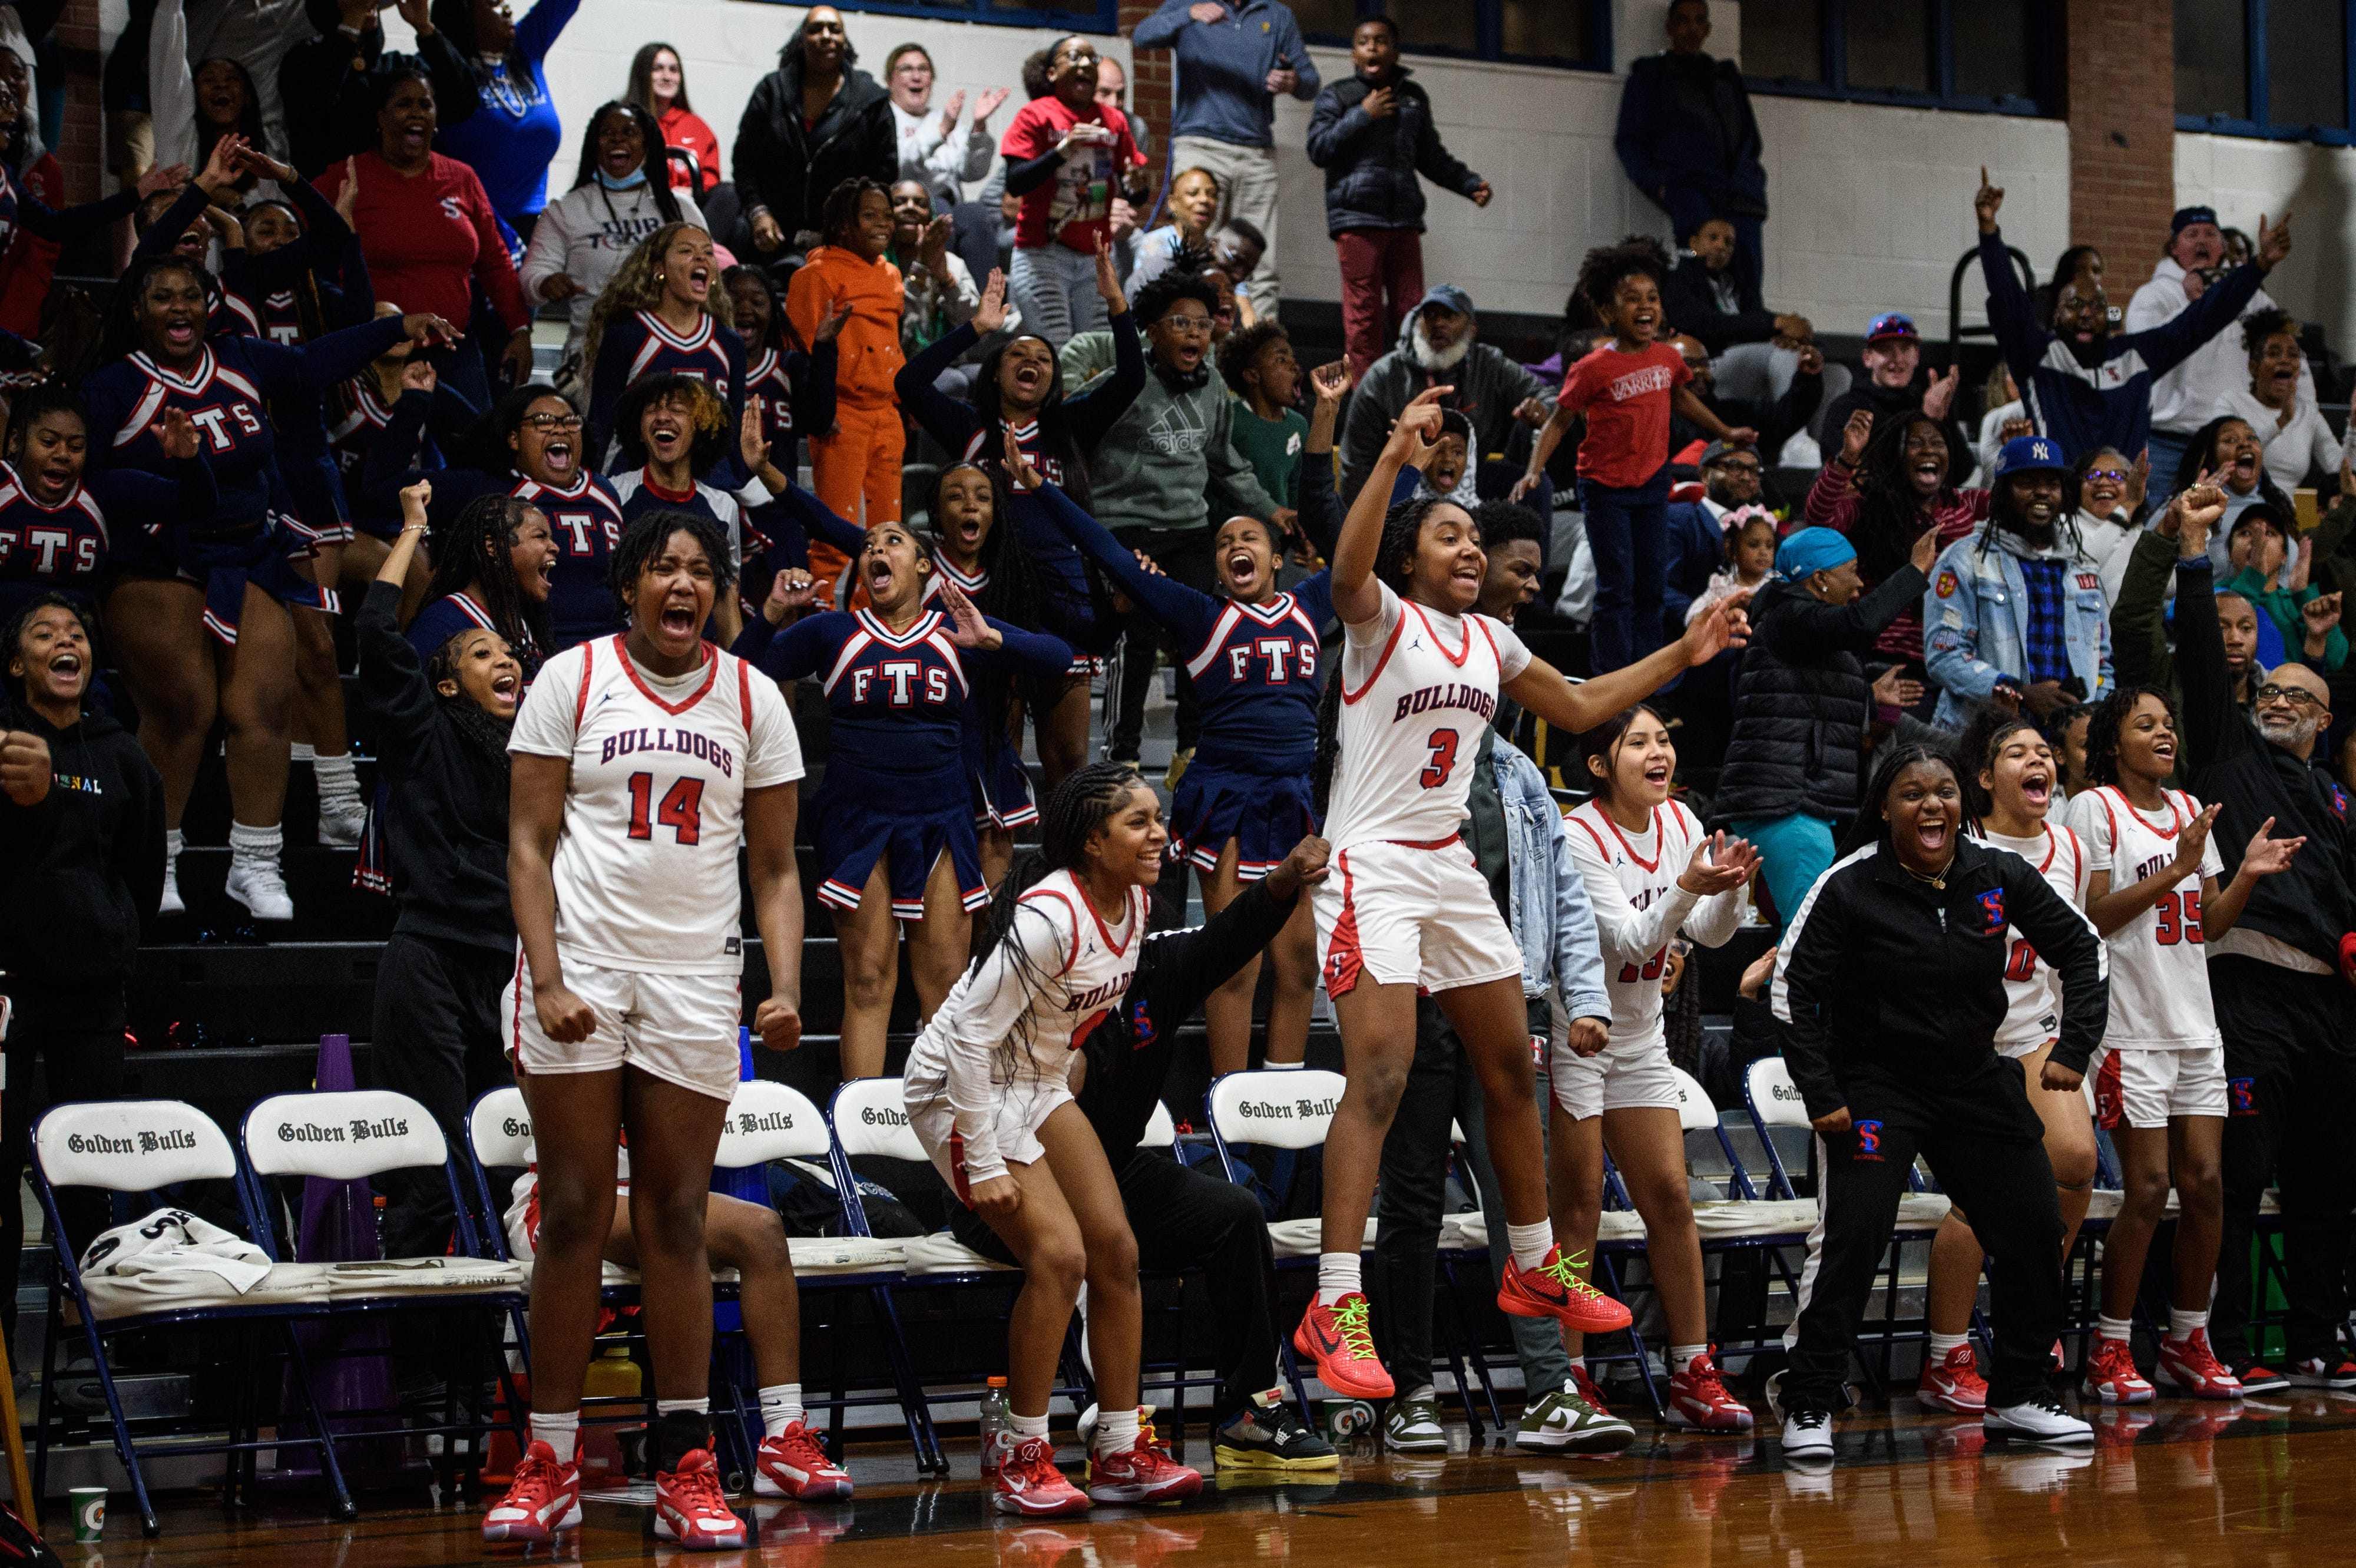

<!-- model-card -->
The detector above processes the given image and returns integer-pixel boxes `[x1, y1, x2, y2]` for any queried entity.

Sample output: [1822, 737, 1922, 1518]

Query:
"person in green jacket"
[2110, 498, 2275, 780]
[2218, 504, 2346, 672]
[1062, 267, 1295, 767]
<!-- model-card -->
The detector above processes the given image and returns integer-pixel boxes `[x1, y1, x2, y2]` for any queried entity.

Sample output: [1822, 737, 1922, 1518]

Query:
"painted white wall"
[2175, 132, 2356, 356]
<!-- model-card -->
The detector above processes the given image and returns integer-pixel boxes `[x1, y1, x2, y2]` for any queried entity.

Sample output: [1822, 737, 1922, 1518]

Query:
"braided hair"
[607, 507, 737, 619]
[921, 459, 1052, 733]
[1311, 495, 1458, 815]
[1955, 706, 2045, 822]
[423, 493, 554, 674]
[1837, 740, 1963, 859]
[1851, 412, 1955, 590]
[2082, 684, 2176, 790]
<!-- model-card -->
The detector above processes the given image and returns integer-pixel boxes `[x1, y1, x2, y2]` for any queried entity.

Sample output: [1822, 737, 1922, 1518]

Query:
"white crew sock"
[1567, 1354, 1587, 1374]
[1094, 1405, 1140, 1458]
[165, 828, 184, 865]
[1263, 1058, 1305, 1071]
[1316, 1251, 1361, 1305]
[2168, 1308, 2209, 1341]
[655, 1398, 710, 1417]
[1506, 1221, 1553, 1275]
[290, 742, 316, 762]
[315, 752, 359, 807]
[1670, 1342, 1710, 1371]
[1008, 1410, 1050, 1441]
[530, 1410, 580, 1463]
[228, 820, 281, 866]
[759, 1384, 805, 1438]
[1926, 1332, 1970, 1359]
[2097, 1314, 2133, 1344]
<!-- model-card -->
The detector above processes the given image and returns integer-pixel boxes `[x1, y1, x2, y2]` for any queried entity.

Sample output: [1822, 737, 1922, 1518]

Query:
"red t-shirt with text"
[1557, 341, 1691, 489]
[1001, 98, 1142, 253]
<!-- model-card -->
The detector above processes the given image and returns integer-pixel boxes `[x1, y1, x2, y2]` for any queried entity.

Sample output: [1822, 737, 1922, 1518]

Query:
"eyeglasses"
[1157, 315, 1214, 336]
[2083, 468, 2129, 483]
[2256, 683, 2325, 709]
[521, 413, 584, 432]
[1712, 459, 1763, 475]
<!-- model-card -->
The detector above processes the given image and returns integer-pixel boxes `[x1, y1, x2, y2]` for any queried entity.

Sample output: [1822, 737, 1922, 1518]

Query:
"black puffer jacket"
[1303, 68, 1483, 238]
[731, 59, 898, 243]
[1711, 565, 1927, 828]
[1661, 253, 1777, 355]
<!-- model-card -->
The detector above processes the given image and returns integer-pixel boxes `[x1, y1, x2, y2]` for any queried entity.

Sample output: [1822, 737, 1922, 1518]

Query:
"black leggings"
[1, 980, 128, 1342]
[367, 933, 517, 1259]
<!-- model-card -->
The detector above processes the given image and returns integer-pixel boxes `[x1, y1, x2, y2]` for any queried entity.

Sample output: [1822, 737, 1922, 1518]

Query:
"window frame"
[1297, 0, 1614, 76]
[1739, 0, 2057, 118]
[2175, 0, 2356, 144]
[745, 0, 1124, 34]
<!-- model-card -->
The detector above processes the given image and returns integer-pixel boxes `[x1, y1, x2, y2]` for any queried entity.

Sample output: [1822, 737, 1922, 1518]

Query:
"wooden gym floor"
[85, 1390, 2356, 1567]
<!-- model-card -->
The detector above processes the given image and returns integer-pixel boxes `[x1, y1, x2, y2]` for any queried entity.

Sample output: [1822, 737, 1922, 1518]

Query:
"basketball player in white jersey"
[1560, 704, 1757, 1430]
[489, 511, 807, 1550]
[905, 763, 1203, 1517]
[2067, 679, 2302, 1405]
[1919, 712, 2099, 1415]
[1297, 388, 1752, 1401]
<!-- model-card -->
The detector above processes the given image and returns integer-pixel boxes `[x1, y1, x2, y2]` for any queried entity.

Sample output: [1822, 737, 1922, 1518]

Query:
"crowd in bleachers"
[2, 0, 2355, 1531]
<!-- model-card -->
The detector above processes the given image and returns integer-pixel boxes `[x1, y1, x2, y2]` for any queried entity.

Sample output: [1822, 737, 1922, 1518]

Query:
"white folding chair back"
[36, 1101, 236, 1191]
[719, 1080, 832, 1166]
[1142, 1100, 1178, 1149]
[1745, 1056, 1812, 1129]
[1669, 1066, 1720, 1132]
[1208, 1069, 1348, 1152]
[469, 1087, 532, 1169]
[830, 1077, 928, 1162]
[244, 1090, 448, 1181]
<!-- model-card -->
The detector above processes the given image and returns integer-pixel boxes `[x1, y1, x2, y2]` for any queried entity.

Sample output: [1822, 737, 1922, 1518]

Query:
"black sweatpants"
[1785, 1065, 2064, 1414]
[367, 933, 517, 1260]
[0, 979, 127, 1342]
[951, 1145, 1278, 1422]
[2208, 956, 2356, 1364]
[1107, 527, 1215, 759]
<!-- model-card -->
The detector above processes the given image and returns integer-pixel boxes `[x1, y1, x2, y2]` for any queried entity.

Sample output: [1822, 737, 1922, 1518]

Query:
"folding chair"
[29, 1100, 353, 1537]
[1430, 1120, 1507, 1434]
[1127, 1101, 1229, 1450]
[234, 1090, 531, 1494]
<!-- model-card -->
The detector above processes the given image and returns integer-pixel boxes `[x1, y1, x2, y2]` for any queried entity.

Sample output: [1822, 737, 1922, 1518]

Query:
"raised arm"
[1504, 602, 1751, 736]
[1971, 171, 2051, 393]
[1026, 471, 1212, 633]
[1331, 385, 1450, 624]
[354, 483, 439, 752]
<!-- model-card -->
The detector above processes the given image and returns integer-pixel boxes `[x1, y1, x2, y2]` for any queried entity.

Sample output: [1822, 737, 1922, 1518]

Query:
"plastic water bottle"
[978, 1376, 1011, 1474]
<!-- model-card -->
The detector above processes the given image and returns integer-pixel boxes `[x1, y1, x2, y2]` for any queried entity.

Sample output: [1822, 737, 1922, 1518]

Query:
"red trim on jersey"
[1566, 812, 1614, 864]
[608, 633, 722, 716]
[637, 468, 698, 505]
[573, 640, 595, 726]
[1017, 888, 1084, 970]
[1599, 804, 1666, 873]
[1323, 849, 1365, 997]
[1388, 832, 1461, 851]
[947, 1130, 973, 1205]
[1340, 606, 1409, 706]
[1409, 600, 1475, 668]
[737, 657, 753, 729]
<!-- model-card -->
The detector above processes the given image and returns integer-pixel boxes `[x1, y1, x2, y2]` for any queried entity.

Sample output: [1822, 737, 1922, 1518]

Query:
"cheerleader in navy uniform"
[360, 376, 628, 651]
[895, 259, 1143, 788]
[723, 263, 841, 490]
[583, 224, 746, 486]
[85, 252, 456, 922]
[736, 522, 1073, 1080]
[1020, 441, 1326, 1074]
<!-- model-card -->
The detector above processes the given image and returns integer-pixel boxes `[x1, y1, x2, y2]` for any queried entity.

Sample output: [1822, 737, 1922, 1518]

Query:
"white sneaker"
[316, 798, 366, 848]
[1984, 1394, 2094, 1446]
[225, 857, 294, 921]
[158, 853, 184, 917]
[1779, 1407, 1834, 1461]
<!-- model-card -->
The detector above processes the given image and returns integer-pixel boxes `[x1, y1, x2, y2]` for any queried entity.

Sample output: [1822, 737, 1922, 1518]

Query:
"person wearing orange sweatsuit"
[787, 178, 906, 601]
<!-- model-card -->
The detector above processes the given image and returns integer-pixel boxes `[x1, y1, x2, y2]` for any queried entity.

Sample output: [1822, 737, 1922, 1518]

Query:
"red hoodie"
[314, 151, 528, 332]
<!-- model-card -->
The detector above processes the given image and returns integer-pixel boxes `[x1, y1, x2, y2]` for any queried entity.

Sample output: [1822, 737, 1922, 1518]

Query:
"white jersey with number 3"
[2064, 785, 2223, 1051]
[508, 636, 803, 974]
[1326, 581, 1531, 852]
[1969, 822, 2092, 1055]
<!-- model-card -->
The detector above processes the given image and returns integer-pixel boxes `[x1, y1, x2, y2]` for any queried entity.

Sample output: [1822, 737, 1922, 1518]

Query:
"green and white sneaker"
[1382, 1394, 1448, 1454]
[1516, 1381, 1636, 1454]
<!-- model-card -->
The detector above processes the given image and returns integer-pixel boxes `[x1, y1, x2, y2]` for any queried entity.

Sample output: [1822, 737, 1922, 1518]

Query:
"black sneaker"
[2232, 1358, 2292, 1393]
[1213, 1388, 1339, 1472]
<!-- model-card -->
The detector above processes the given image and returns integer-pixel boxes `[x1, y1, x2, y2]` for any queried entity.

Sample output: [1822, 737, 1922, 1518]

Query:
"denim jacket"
[1491, 734, 1612, 1024]
[1924, 531, 2113, 730]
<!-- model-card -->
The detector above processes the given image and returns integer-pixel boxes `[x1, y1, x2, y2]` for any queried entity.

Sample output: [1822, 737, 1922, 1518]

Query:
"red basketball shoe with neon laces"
[1498, 1243, 1632, 1332]
[1293, 1292, 1394, 1399]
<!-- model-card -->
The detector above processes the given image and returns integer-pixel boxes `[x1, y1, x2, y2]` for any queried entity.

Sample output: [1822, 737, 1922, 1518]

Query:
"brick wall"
[54, 0, 104, 201]
[1119, 1, 1172, 167]
[2064, 0, 2178, 300]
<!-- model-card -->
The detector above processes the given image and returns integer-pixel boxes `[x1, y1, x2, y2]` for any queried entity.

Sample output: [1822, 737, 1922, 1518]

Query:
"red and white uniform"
[502, 637, 802, 1099]
[1560, 799, 1742, 1116]
[905, 868, 1146, 1193]
[1312, 582, 1530, 996]
[1970, 821, 2093, 1059]
[2065, 785, 2226, 1126]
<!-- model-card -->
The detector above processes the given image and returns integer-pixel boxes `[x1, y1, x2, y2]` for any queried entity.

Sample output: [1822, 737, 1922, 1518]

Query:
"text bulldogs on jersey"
[1393, 682, 1497, 724]
[598, 726, 738, 778]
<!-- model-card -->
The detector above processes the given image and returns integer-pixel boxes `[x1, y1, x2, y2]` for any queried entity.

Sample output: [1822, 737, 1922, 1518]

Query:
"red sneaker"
[754, 1420, 853, 1501]
[994, 1435, 1088, 1517]
[1666, 1347, 1755, 1431]
[1086, 1431, 1203, 1505]
[2082, 1337, 2154, 1405]
[481, 1440, 581, 1542]
[1915, 1344, 1989, 1414]
[1569, 1363, 1613, 1414]
[654, 1445, 746, 1549]
[1293, 1293, 1394, 1400]
[1498, 1244, 1632, 1334]
[2155, 1329, 2244, 1400]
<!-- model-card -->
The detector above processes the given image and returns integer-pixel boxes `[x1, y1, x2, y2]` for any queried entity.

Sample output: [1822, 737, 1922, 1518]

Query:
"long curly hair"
[1311, 496, 1460, 815]
[611, 372, 732, 473]
[922, 459, 1053, 745]
[1851, 412, 1957, 588]
[582, 222, 733, 377]
[2082, 684, 2176, 790]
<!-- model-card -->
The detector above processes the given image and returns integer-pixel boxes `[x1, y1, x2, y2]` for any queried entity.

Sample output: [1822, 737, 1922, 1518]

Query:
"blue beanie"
[1775, 526, 1857, 582]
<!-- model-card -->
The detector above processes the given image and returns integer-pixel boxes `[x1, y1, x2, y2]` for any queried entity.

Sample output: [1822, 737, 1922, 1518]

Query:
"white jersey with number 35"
[508, 636, 803, 975]
[2064, 785, 2223, 1051]
[1325, 581, 1531, 852]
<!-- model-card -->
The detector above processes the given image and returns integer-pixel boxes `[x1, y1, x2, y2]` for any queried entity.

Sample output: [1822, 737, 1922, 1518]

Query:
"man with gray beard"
[2173, 495, 2356, 1392]
[1339, 285, 1551, 499]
